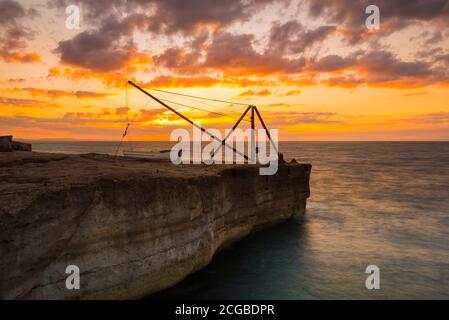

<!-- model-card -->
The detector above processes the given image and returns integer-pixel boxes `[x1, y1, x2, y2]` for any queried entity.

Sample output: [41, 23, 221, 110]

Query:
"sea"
[32, 141, 449, 299]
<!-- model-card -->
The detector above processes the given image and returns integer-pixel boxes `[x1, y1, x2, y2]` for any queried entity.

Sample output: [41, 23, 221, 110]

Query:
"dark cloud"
[236, 89, 272, 97]
[153, 30, 307, 76]
[0, 0, 40, 63]
[149, 0, 262, 34]
[52, 0, 280, 73]
[306, 0, 449, 44]
[308, 49, 445, 87]
[54, 10, 160, 71]
[0, 0, 26, 25]
[153, 29, 209, 72]
[435, 53, 449, 65]
[49, 0, 449, 89]
[50, 0, 276, 34]
[312, 54, 357, 71]
[55, 28, 136, 71]
[358, 50, 433, 79]
[268, 20, 336, 55]
[416, 47, 444, 59]
[153, 47, 202, 73]
[321, 75, 365, 88]
[203, 32, 306, 75]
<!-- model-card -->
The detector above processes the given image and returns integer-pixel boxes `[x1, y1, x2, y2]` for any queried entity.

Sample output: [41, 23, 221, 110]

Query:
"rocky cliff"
[0, 152, 311, 299]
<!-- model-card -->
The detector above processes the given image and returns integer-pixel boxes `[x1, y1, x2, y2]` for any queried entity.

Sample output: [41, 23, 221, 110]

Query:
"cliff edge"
[0, 152, 311, 299]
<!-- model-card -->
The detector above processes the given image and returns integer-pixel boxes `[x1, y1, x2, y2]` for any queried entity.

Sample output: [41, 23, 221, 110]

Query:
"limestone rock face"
[0, 152, 311, 299]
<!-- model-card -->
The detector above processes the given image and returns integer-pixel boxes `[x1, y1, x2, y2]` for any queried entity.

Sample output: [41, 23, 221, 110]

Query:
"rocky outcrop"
[0, 136, 12, 152]
[11, 141, 32, 152]
[0, 152, 311, 299]
[0, 136, 32, 152]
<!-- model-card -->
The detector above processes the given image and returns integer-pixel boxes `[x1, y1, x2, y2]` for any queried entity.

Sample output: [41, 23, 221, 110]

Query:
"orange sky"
[1, 0, 449, 141]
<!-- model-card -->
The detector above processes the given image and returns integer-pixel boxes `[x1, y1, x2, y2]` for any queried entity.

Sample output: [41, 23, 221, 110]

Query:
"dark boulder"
[0, 136, 13, 152]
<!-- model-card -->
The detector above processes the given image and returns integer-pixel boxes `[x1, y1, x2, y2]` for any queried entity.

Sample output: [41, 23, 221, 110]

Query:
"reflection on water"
[33, 141, 449, 299]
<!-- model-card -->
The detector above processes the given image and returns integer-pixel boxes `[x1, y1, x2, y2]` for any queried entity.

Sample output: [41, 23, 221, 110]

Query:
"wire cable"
[145, 87, 251, 106]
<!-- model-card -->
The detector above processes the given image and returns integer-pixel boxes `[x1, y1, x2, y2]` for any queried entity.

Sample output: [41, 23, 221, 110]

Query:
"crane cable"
[115, 81, 132, 156]
[157, 97, 251, 122]
[145, 87, 251, 107]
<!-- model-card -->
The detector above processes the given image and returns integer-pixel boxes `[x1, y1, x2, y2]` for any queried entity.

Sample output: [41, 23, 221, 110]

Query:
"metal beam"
[213, 105, 251, 156]
[254, 106, 279, 154]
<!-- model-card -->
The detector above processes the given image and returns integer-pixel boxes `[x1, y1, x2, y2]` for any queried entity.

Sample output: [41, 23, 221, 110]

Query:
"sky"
[0, 0, 449, 141]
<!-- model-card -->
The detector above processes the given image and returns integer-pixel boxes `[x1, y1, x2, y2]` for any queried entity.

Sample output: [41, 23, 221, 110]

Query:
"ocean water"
[32, 141, 449, 299]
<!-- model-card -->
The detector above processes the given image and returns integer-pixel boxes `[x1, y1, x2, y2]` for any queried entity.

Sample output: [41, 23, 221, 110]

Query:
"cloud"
[203, 31, 306, 76]
[237, 89, 272, 97]
[51, 0, 279, 76]
[152, 35, 207, 75]
[144, 75, 221, 88]
[115, 107, 129, 116]
[410, 112, 449, 124]
[265, 111, 343, 126]
[142, 75, 275, 88]
[257, 89, 272, 96]
[55, 29, 138, 72]
[61, 106, 167, 122]
[280, 90, 301, 96]
[404, 91, 430, 96]
[312, 54, 357, 72]
[6, 78, 26, 83]
[321, 75, 365, 88]
[50, 0, 276, 34]
[153, 30, 308, 77]
[0, 96, 60, 108]
[74, 91, 115, 99]
[268, 20, 336, 55]
[237, 89, 256, 97]
[137, 108, 169, 121]
[46, 0, 449, 90]
[0, 51, 41, 63]
[259, 103, 299, 107]
[0, 0, 41, 63]
[6, 87, 115, 99]
[307, 49, 448, 88]
[0, 0, 27, 26]
[305, 0, 449, 44]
